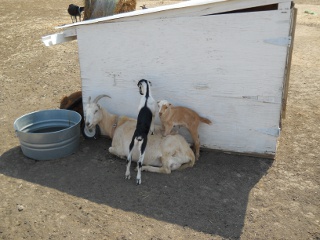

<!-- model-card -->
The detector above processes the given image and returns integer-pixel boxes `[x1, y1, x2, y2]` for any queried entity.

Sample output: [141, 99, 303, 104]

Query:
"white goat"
[84, 95, 195, 177]
[84, 94, 116, 137]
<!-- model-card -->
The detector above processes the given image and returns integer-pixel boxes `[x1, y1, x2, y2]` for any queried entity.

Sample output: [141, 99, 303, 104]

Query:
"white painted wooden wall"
[68, 1, 293, 158]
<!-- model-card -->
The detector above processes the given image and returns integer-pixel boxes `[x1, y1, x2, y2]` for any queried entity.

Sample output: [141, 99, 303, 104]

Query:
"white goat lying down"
[84, 95, 195, 175]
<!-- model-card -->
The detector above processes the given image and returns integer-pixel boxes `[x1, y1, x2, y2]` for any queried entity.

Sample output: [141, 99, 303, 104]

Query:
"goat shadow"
[0, 137, 273, 239]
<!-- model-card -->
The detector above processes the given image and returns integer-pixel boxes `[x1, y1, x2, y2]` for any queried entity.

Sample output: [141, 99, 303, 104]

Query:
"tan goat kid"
[84, 95, 195, 175]
[158, 100, 212, 160]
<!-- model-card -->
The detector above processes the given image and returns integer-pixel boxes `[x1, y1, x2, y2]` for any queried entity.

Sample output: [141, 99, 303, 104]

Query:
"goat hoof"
[125, 175, 131, 180]
[136, 179, 141, 185]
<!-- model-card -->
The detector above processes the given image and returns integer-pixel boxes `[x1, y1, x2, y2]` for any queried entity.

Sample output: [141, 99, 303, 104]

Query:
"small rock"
[17, 205, 24, 211]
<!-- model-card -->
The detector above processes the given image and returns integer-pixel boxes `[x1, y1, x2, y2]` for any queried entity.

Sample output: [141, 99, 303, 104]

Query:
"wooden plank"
[41, 32, 76, 46]
[78, 9, 291, 156]
[202, 147, 276, 159]
[281, 7, 297, 121]
[63, 28, 77, 38]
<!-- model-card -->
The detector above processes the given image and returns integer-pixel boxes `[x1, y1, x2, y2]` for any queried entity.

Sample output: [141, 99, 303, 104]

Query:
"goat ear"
[97, 104, 101, 109]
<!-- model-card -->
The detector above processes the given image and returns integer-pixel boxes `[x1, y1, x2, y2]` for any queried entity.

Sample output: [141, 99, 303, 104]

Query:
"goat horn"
[93, 94, 111, 103]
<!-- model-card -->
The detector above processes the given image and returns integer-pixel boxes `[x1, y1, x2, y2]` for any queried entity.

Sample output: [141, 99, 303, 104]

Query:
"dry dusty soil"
[0, 0, 319, 239]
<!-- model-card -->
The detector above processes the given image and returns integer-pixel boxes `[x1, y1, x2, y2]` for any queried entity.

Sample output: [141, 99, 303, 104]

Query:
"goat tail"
[200, 117, 212, 125]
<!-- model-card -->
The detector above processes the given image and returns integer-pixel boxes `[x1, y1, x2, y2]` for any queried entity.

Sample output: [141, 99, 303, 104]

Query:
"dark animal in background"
[140, 4, 147, 9]
[68, 4, 85, 23]
[60, 91, 84, 127]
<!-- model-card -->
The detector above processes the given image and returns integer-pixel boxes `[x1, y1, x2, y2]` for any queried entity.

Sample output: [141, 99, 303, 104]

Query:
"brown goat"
[60, 91, 84, 127]
[157, 100, 212, 160]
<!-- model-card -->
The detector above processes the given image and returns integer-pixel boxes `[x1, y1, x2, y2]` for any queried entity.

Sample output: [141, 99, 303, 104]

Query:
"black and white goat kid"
[125, 79, 156, 185]
[68, 4, 85, 23]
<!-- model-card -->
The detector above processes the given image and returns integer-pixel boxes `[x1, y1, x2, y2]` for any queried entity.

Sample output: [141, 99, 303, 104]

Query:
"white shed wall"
[78, 8, 292, 157]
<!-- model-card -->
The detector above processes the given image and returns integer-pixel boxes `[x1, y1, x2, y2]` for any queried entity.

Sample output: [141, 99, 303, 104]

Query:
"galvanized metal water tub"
[14, 109, 82, 160]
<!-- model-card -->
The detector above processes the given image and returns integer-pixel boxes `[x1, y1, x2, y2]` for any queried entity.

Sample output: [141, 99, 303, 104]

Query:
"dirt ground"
[0, 0, 319, 239]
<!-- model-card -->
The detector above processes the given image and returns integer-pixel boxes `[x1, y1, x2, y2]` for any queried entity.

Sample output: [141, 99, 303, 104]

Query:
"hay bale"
[114, 0, 137, 14]
[84, 0, 136, 20]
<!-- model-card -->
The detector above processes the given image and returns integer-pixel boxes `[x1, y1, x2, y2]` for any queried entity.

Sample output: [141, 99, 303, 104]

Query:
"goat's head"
[137, 79, 152, 96]
[157, 100, 171, 117]
[84, 94, 111, 130]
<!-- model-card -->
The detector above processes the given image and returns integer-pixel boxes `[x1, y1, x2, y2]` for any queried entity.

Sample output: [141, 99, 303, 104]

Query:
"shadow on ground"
[0, 138, 273, 239]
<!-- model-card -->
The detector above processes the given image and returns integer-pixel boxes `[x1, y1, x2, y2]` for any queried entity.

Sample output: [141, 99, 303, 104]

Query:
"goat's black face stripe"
[139, 79, 150, 108]
[145, 81, 150, 99]
[138, 79, 150, 99]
